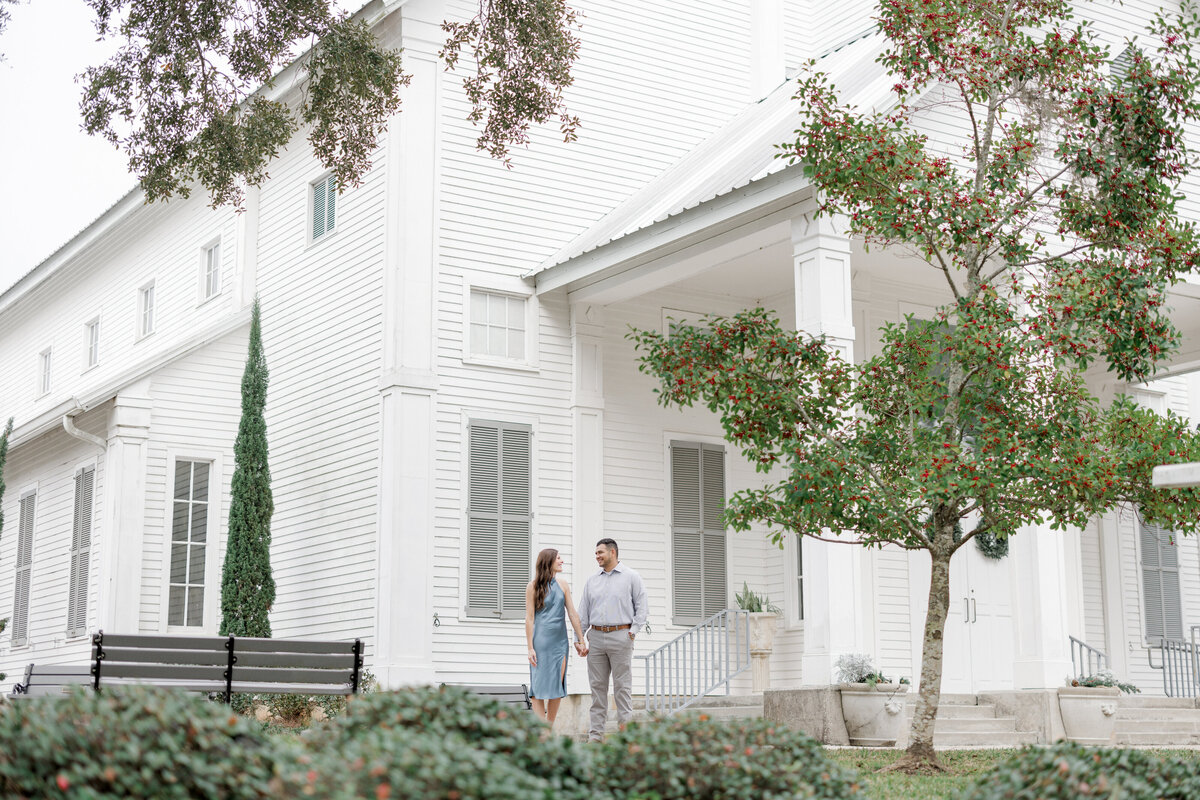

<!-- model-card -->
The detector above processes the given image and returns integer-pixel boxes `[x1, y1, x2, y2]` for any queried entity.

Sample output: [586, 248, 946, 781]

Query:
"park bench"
[9, 663, 92, 697]
[7, 631, 365, 703]
[443, 683, 532, 710]
[90, 631, 365, 703]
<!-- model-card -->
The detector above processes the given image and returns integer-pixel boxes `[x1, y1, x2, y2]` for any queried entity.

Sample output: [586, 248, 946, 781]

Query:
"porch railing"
[1069, 635, 1109, 679]
[1146, 627, 1200, 698]
[637, 609, 750, 715]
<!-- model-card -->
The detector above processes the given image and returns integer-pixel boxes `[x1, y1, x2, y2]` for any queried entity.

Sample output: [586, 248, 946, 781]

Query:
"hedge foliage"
[0, 686, 279, 799]
[593, 713, 866, 800]
[311, 684, 596, 800]
[958, 743, 1200, 800]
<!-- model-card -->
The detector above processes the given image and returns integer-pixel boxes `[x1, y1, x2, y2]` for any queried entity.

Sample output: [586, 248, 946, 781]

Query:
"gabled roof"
[530, 29, 892, 276]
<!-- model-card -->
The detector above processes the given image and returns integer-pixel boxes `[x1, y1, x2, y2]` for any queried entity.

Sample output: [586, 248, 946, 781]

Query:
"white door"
[942, 539, 1015, 693]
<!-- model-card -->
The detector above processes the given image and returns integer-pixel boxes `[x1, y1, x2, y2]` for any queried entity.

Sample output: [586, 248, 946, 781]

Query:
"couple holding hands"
[524, 538, 647, 742]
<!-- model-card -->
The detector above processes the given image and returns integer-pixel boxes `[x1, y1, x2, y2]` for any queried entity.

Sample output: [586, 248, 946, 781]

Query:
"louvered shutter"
[701, 446, 727, 616]
[312, 179, 327, 240]
[1141, 518, 1183, 641]
[325, 177, 336, 233]
[12, 493, 36, 646]
[66, 467, 94, 636]
[466, 422, 532, 618]
[500, 427, 531, 618]
[672, 444, 703, 624]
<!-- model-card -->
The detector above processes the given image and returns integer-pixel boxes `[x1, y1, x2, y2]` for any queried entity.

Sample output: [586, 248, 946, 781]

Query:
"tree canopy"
[632, 0, 1200, 772]
[73, 0, 580, 207]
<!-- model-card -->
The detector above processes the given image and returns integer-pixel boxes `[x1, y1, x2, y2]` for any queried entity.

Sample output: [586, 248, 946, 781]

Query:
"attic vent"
[1110, 45, 1139, 81]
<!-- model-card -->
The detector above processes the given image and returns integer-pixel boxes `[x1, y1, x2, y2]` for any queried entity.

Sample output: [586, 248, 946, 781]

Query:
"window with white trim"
[38, 349, 51, 396]
[1140, 516, 1183, 642]
[11, 491, 36, 646]
[168, 460, 210, 627]
[465, 420, 532, 618]
[311, 174, 338, 242]
[66, 466, 95, 637]
[139, 282, 156, 338]
[670, 441, 727, 626]
[469, 290, 527, 361]
[85, 319, 100, 369]
[203, 242, 221, 299]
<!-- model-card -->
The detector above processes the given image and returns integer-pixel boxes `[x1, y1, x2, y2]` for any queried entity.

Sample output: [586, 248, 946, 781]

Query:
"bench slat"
[97, 647, 354, 670]
[97, 634, 356, 656]
[99, 662, 352, 687]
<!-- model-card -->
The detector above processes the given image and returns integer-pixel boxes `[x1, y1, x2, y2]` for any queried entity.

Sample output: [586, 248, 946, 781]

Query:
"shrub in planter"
[593, 714, 866, 800]
[957, 742, 1200, 800]
[312, 685, 595, 800]
[0, 685, 281, 799]
[269, 726, 550, 800]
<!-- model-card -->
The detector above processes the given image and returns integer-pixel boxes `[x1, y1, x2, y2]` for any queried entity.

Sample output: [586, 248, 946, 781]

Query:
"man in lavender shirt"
[575, 538, 647, 742]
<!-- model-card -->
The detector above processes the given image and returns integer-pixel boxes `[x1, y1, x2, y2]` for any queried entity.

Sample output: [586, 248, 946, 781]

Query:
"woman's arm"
[525, 581, 537, 667]
[559, 576, 587, 651]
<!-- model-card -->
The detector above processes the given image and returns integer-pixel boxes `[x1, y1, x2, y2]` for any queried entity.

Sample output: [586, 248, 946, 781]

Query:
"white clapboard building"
[3, 0, 1200, 706]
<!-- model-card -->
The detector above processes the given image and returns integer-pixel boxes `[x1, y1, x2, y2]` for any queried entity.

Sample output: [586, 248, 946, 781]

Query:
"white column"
[1097, 512, 1129, 676]
[373, 3, 442, 687]
[232, 183, 260, 310]
[791, 211, 870, 684]
[570, 303, 605, 693]
[1011, 523, 1077, 688]
[749, 0, 785, 98]
[97, 388, 153, 633]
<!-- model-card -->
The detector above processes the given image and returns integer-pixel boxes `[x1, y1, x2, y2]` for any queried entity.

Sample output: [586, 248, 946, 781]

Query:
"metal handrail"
[1145, 630, 1200, 698]
[1069, 635, 1109, 679]
[637, 609, 751, 715]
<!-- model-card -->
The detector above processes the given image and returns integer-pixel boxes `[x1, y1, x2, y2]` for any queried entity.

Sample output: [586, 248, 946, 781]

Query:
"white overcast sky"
[0, 1, 133, 295]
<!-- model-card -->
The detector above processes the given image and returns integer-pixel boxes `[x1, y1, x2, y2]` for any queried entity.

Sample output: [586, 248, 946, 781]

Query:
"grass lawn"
[826, 748, 1200, 800]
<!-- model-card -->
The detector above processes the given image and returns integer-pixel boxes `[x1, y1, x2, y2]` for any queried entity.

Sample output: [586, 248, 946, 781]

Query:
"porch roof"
[528, 28, 892, 291]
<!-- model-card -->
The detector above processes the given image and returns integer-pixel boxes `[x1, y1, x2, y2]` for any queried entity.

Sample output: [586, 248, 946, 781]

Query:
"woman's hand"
[528, 647, 538, 667]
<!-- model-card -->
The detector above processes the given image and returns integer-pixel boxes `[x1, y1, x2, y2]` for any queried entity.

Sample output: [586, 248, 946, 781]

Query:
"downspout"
[63, 402, 107, 451]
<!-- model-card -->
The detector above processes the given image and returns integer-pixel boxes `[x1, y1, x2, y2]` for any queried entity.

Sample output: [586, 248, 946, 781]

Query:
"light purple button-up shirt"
[577, 562, 648, 637]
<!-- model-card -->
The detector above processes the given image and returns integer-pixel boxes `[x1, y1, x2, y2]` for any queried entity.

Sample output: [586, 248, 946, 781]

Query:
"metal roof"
[531, 29, 890, 275]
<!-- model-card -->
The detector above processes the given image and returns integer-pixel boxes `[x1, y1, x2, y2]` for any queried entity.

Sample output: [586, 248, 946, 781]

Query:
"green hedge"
[957, 743, 1200, 800]
[0, 686, 279, 799]
[311, 685, 596, 800]
[593, 713, 866, 800]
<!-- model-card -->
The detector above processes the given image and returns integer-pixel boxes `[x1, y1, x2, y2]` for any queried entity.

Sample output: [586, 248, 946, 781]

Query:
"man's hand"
[575, 641, 588, 657]
[629, 632, 636, 641]
[528, 648, 538, 667]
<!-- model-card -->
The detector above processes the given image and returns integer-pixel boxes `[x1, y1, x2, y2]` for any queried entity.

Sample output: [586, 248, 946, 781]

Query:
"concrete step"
[933, 716, 1022, 734]
[904, 703, 998, 720]
[930, 730, 1039, 747]
[1116, 731, 1200, 746]
[1116, 695, 1198, 709]
[1115, 718, 1198, 734]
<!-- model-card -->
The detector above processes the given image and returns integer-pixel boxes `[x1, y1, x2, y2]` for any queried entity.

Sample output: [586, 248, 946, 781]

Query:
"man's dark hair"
[596, 538, 618, 556]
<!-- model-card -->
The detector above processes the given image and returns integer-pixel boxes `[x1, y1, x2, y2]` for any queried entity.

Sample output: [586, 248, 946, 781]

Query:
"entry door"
[943, 539, 1015, 693]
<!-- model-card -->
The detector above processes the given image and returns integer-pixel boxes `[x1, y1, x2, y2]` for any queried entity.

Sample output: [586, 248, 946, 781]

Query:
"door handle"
[971, 598, 977, 624]
[964, 598, 970, 622]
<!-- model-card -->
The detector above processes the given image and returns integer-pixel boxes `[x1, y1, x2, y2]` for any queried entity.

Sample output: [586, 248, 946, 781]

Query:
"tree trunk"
[885, 548, 952, 773]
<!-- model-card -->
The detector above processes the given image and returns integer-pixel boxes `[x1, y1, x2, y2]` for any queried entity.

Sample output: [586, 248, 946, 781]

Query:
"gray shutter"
[12, 493, 36, 646]
[325, 177, 337, 233]
[671, 443, 703, 625]
[66, 467, 94, 636]
[1141, 518, 1183, 641]
[313, 180, 327, 239]
[499, 426, 531, 619]
[467, 424, 501, 616]
[701, 446, 727, 616]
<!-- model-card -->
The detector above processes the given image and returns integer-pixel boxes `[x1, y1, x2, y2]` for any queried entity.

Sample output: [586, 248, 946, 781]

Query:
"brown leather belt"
[591, 624, 631, 632]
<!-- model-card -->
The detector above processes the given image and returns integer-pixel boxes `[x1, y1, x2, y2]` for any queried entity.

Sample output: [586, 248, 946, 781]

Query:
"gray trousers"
[586, 627, 635, 741]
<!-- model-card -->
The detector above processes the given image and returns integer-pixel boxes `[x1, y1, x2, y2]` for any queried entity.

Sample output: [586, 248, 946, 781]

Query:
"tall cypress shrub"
[220, 300, 274, 637]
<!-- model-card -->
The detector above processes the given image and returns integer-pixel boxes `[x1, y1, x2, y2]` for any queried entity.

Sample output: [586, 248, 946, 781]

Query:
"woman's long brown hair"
[533, 548, 558, 612]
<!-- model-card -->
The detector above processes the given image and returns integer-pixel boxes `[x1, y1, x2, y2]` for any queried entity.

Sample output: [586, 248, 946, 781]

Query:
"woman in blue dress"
[524, 548, 586, 724]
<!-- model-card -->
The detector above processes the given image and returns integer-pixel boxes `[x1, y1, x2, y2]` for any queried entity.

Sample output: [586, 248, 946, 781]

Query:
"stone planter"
[1057, 685, 1120, 745]
[747, 612, 779, 692]
[838, 683, 908, 746]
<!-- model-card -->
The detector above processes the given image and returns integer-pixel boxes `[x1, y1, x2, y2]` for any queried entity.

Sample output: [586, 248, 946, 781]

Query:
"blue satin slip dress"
[530, 579, 569, 700]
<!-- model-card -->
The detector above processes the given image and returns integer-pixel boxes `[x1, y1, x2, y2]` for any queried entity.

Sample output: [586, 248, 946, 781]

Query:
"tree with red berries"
[632, 0, 1200, 772]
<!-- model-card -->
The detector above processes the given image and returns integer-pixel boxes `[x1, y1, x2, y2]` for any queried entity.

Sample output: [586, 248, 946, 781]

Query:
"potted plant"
[834, 653, 909, 746]
[735, 582, 780, 692]
[1058, 669, 1140, 745]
